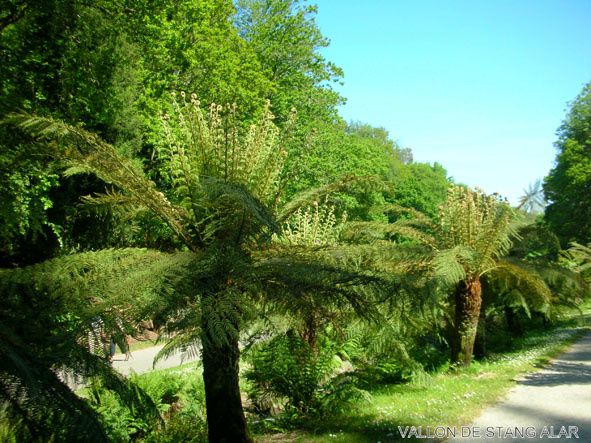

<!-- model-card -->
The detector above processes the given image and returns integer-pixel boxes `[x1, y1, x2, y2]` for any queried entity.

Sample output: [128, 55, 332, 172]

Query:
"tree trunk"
[451, 278, 482, 366]
[201, 319, 252, 443]
[301, 314, 318, 355]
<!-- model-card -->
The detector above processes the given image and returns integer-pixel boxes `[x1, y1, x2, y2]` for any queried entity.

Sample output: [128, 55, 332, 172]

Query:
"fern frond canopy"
[0, 248, 192, 439]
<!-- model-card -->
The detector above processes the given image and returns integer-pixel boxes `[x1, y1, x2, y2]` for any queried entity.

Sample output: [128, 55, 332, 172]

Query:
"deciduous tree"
[544, 82, 591, 246]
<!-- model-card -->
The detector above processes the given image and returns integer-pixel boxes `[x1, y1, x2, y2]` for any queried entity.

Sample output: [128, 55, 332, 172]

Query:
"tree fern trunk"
[451, 278, 482, 366]
[201, 322, 251, 443]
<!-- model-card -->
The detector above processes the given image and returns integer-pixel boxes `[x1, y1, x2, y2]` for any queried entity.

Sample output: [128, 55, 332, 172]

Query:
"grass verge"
[254, 308, 591, 443]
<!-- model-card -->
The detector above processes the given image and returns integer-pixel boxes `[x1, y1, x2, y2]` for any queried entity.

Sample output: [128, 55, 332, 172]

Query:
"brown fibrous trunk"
[451, 278, 482, 367]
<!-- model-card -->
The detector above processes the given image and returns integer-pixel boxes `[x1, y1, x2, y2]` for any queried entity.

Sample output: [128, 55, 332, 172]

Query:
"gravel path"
[447, 332, 591, 442]
[111, 345, 199, 376]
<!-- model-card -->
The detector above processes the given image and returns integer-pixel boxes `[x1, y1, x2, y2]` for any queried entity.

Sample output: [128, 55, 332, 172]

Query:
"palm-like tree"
[517, 179, 547, 214]
[390, 185, 553, 366]
[0, 248, 188, 441]
[266, 203, 375, 352]
[5, 97, 369, 441]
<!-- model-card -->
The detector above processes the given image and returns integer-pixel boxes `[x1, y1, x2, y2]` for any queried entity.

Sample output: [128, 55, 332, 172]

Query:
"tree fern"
[4, 98, 391, 442]
[0, 249, 193, 439]
[345, 184, 537, 366]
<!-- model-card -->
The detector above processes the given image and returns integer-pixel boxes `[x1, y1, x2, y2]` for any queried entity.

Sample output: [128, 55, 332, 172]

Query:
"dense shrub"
[85, 366, 207, 442]
[245, 331, 369, 420]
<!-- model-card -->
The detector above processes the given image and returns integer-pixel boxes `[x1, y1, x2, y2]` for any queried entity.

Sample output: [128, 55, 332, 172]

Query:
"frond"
[4, 113, 195, 249]
[278, 202, 345, 246]
[565, 242, 591, 275]
[277, 175, 361, 222]
[432, 246, 474, 286]
[77, 189, 148, 225]
[430, 184, 519, 275]
[0, 356, 109, 442]
[382, 221, 438, 248]
[379, 203, 435, 225]
[161, 96, 288, 205]
[485, 259, 553, 316]
[154, 333, 201, 366]
[253, 248, 385, 321]
[200, 288, 245, 348]
[200, 177, 280, 242]
[79, 188, 144, 213]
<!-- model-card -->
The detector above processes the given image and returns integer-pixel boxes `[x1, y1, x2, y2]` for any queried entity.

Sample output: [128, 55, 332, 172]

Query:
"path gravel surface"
[111, 345, 199, 376]
[447, 332, 591, 442]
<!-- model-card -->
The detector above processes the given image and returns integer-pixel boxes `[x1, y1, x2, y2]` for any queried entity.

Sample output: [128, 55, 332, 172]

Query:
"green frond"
[5, 112, 195, 249]
[379, 203, 435, 225]
[253, 250, 384, 322]
[384, 221, 438, 248]
[200, 177, 280, 243]
[277, 175, 361, 222]
[79, 188, 146, 221]
[432, 246, 475, 286]
[161, 96, 288, 205]
[340, 221, 391, 243]
[278, 202, 345, 246]
[153, 333, 201, 366]
[0, 357, 109, 442]
[485, 259, 553, 316]
[565, 242, 591, 276]
[200, 288, 245, 348]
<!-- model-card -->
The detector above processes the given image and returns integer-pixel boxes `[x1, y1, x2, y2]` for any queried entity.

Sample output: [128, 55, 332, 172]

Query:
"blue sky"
[314, 0, 591, 204]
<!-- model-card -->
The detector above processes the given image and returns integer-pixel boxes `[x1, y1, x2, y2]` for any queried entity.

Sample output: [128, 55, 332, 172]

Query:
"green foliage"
[388, 162, 449, 218]
[5, 99, 390, 441]
[285, 121, 405, 219]
[544, 81, 591, 246]
[85, 366, 208, 443]
[0, 248, 191, 440]
[87, 383, 151, 442]
[0, 142, 60, 257]
[159, 95, 292, 210]
[391, 184, 519, 286]
[379, 185, 567, 365]
[278, 202, 345, 247]
[483, 259, 553, 319]
[142, 369, 207, 443]
[235, 0, 343, 123]
[245, 332, 368, 418]
[509, 220, 561, 261]
[564, 242, 591, 283]
[0, 0, 276, 263]
[139, 0, 272, 123]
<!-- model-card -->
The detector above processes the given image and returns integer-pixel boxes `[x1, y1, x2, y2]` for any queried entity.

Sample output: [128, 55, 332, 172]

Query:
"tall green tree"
[388, 162, 449, 218]
[137, 0, 272, 124]
[544, 81, 591, 246]
[6, 98, 372, 441]
[235, 0, 343, 124]
[0, 0, 273, 265]
[0, 0, 145, 262]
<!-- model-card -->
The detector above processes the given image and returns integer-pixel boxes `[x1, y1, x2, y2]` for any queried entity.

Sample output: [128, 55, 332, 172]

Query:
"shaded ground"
[447, 332, 591, 442]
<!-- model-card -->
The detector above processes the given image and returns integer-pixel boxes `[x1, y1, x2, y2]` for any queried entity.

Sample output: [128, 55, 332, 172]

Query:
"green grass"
[254, 307, 591, 443]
